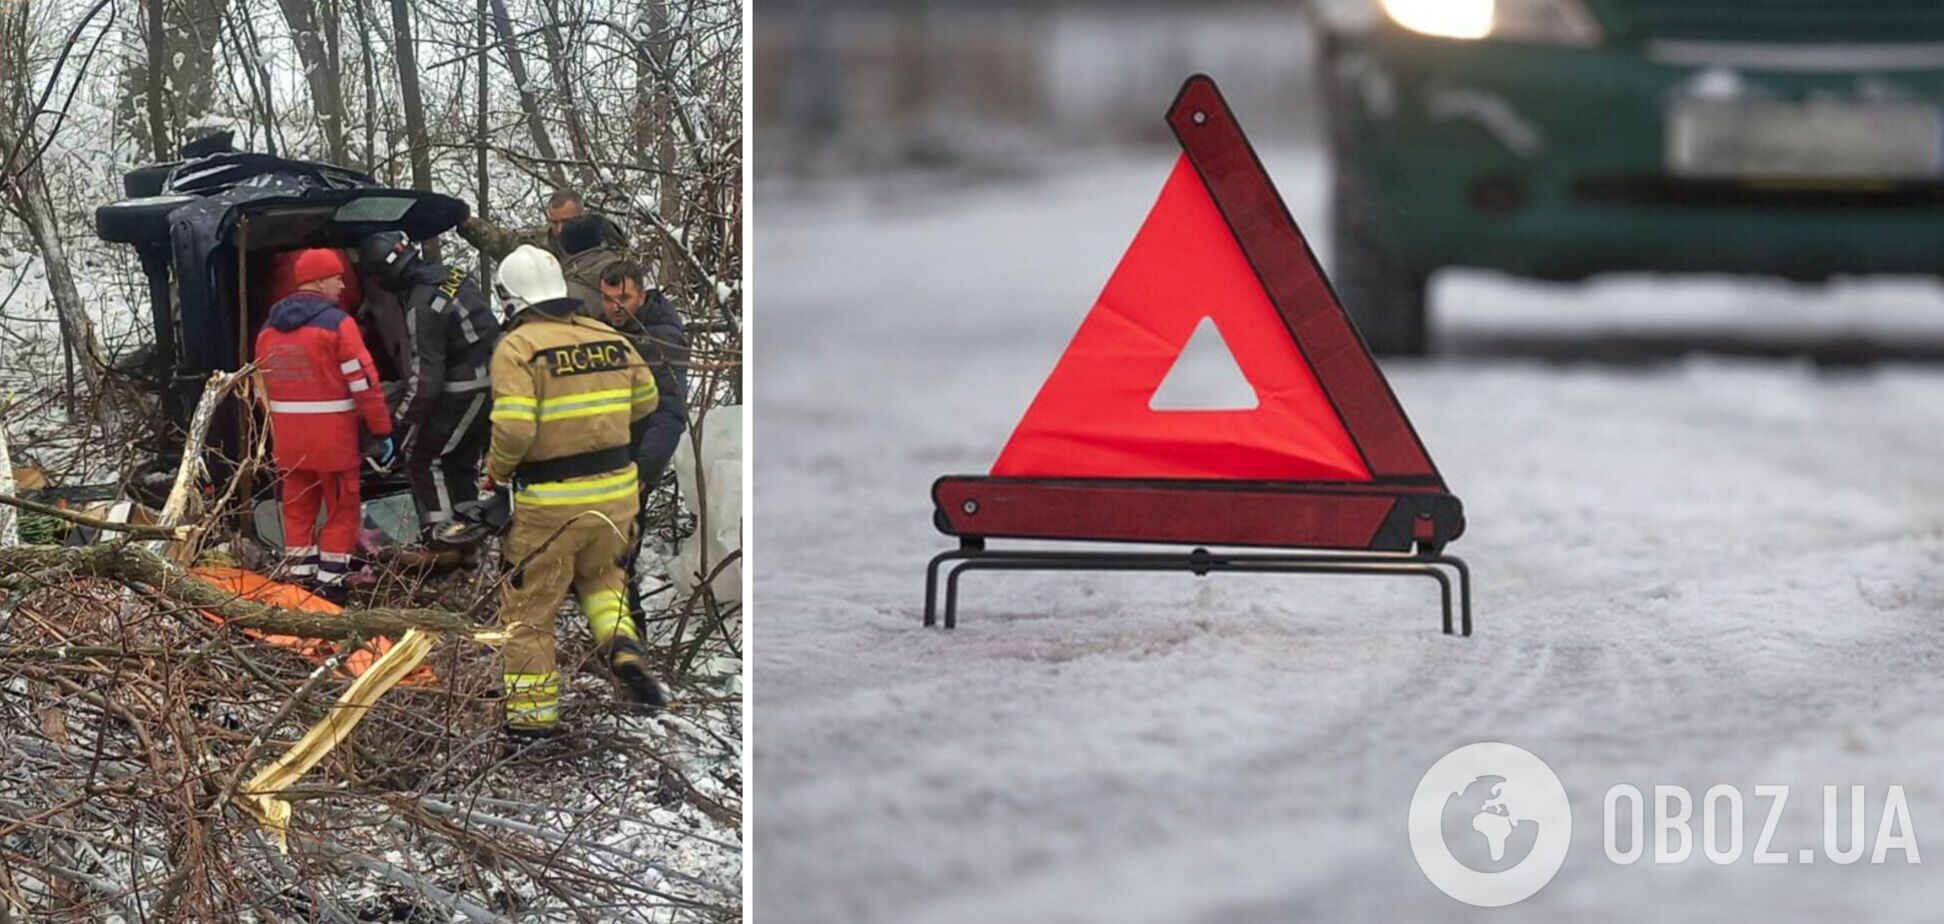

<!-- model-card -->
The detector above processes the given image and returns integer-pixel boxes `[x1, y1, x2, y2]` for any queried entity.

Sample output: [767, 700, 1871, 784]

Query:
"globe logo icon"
[1440, 775, 1541, 873]
[1409, 743, 1572, 907]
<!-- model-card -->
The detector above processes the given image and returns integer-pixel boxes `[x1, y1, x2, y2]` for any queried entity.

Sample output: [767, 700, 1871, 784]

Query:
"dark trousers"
[402, 390, 491, 531]
[636, 405, 686, 490]
[626, 404, 688, 630]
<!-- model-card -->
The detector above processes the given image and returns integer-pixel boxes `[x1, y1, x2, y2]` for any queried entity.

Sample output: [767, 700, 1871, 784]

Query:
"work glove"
[366, 436, 395, 467]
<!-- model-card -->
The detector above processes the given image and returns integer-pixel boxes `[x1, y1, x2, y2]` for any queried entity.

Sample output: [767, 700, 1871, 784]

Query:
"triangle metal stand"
[924, 539, 1471, 635]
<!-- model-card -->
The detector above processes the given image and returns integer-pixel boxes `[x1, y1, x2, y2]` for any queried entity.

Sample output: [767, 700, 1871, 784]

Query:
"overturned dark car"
[94, 135, 469, 541]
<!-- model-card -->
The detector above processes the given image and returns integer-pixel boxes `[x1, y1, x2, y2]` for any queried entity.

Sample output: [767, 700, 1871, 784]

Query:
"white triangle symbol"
[1149, 316, 1259, 411]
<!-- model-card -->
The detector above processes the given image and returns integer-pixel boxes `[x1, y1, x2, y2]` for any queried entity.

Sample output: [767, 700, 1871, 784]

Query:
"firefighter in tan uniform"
[484, 245, 665, 736]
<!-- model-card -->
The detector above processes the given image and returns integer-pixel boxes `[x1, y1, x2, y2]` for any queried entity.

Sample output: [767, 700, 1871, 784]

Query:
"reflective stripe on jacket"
[256, 293, 392, 472]
[393, 262, 501, 433]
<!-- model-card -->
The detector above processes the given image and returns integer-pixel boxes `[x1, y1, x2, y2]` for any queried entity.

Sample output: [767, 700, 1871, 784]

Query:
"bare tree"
[475, 0, 491, 283]
[353, 0, 378, 167]
[0, 2, 743, 915]
[224, 0, 283, 155]
[0, 166, 110, 404]
[644, 0, 685, 289]
[537, 0, 598, 187]
[0, 2, 113, 409]
[116, 0, 236, 157]
[387, 0, 438, 262]
[487, 0, 569, 187]
[141, 0, 168, 160]
[276, 0, 351, 163]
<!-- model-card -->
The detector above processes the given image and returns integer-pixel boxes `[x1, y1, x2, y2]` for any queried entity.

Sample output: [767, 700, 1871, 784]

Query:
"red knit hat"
[289, 248, 345, 288]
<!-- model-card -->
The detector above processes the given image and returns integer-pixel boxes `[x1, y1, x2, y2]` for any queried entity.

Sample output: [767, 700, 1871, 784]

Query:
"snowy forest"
[0, 0, 743, 920]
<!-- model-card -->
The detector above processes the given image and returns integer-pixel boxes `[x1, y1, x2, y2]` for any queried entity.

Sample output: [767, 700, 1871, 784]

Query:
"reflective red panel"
[990, 154, 1372, 482]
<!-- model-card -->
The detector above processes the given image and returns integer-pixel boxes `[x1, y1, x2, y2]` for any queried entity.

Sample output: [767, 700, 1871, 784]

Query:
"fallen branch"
[0, 644, 174, 661]
[0, 492, 189, 541]
[410, 795, 736, 899]
[152, 368, 253, 562]
[240, 629, 439, 852]
[0, 543, 490, 642]
[0, 408, 17, 548]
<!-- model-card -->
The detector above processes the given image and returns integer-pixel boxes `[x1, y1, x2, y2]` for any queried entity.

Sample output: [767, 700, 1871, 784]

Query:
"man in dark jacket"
[356, 231, 501, 536]
[595, 258, 687, 488]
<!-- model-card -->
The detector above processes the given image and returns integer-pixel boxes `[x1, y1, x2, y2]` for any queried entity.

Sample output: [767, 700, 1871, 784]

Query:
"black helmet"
[356, 231, 420, 286]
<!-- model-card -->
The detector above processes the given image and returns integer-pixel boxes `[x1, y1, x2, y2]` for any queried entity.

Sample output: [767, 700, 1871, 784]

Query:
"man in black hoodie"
[356, 231, 502, 536]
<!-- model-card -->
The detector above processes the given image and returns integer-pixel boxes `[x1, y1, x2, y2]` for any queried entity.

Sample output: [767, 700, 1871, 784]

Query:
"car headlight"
[1378, 0, 1603, 46]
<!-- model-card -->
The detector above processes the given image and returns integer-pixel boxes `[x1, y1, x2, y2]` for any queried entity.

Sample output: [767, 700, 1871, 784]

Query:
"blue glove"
[369, 436, 395, 466]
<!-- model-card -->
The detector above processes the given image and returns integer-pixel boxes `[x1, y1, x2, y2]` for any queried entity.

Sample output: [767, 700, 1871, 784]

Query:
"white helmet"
[494, 244, 568, 318]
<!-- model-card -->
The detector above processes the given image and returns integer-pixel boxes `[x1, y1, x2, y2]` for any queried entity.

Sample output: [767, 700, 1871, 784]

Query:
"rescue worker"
[485, 245, 666, 737]
[254, 249, 394, 600]
[595, 257, 689, 633]
[350, 281, 414, 408]
[547, 216, 676, 631]
[458, 187, 627, 262]
[356, 231, 501, 537]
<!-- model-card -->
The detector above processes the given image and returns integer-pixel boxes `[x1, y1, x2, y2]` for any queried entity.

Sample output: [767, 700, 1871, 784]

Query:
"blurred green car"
[1316, 0, 1944, 353]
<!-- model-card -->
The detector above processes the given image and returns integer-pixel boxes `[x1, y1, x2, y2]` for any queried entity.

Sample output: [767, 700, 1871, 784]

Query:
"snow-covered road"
[753, 143, 1944, 922]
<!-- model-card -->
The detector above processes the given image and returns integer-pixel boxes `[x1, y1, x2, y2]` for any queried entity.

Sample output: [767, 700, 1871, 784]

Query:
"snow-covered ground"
[753, 142, 1944, 922]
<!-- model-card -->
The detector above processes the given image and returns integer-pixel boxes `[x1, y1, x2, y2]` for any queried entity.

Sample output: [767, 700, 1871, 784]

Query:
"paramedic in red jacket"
[255, 249, 395, 596]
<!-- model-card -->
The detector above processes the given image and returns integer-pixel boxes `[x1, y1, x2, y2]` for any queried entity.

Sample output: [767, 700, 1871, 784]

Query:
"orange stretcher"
[191, 565, 437, 685]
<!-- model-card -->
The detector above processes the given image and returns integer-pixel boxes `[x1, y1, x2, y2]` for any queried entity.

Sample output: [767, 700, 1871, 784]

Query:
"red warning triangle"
[992, 155, 1368, 481]
[989, 75, 1439, 486]
[932, 75, 1461, 572]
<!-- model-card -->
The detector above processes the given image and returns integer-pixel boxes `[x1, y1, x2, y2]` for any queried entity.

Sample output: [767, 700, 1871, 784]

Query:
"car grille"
[1621, 1, 1944, 43]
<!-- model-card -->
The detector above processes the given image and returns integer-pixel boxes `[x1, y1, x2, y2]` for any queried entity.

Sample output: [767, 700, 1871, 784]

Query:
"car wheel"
[95, 195, 197, 246]
[122, 162, 176, 199]
[1325, 71, 1431, 357]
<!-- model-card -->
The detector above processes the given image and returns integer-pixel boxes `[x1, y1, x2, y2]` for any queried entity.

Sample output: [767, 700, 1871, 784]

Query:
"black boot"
[310, 580, 351, 607]
[607, 638, 667, 712]
[501, 722, 568, 758]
